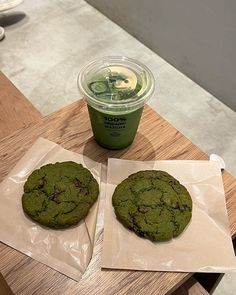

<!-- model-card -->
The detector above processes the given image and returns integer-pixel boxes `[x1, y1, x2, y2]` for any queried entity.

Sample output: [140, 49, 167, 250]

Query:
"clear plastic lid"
[78, 56, 155, 110]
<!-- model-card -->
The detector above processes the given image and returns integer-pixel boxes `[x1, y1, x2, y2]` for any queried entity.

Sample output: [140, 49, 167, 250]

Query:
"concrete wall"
[86, 0, 236, 111]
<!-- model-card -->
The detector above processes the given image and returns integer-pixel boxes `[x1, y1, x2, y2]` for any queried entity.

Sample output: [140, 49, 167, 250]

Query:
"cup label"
[104, 116, 127, 130]
[87, 105, 144, 149]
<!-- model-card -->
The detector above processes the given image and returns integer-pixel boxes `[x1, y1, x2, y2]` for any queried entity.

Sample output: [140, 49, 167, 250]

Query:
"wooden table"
[0, 71, 42, 139]
[0, 71, 42, 294]
[0, 74, 235, 295]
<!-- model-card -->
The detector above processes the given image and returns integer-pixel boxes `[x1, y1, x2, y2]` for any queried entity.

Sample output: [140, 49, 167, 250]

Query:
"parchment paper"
[0, 137, 102, 281]
[102, 158, 236, 273]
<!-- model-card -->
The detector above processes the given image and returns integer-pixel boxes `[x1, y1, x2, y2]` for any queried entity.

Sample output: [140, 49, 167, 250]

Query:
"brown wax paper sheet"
[0, 137, 102, 281]
[102, 158, 236, 273]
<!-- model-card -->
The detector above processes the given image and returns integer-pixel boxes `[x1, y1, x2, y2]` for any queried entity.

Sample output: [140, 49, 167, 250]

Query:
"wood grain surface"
[0, 100, 235, 295]
[0, 273, 14, 295]
[0, 71, 42, 139]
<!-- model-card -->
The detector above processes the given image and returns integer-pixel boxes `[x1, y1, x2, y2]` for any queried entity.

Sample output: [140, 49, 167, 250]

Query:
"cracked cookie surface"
[112, 170, 192, 241]
[22, 161, 99, 229]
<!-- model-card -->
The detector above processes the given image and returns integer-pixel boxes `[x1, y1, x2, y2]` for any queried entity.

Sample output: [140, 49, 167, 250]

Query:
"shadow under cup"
[78, 56, 155, 150]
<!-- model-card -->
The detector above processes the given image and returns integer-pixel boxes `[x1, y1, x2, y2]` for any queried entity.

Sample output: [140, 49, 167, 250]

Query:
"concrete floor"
[0, 0, 236, 293]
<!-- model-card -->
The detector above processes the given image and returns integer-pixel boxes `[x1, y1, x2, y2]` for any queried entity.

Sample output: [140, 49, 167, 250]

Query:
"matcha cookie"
[112, 170, 192, 241]
[22, 161, 99, 229]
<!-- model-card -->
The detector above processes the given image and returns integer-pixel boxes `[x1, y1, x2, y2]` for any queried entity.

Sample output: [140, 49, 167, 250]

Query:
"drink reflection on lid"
[87, 65, 144, 102]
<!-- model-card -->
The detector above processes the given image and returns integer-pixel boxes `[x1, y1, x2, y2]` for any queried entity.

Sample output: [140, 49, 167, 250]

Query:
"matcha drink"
[78, 57, 155, 149]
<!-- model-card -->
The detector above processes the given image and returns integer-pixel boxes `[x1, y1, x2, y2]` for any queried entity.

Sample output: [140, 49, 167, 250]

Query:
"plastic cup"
[78, 56, 155, 149]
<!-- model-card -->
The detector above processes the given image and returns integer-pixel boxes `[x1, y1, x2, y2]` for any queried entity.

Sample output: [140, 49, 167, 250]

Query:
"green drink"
[78, 57, 155, 149]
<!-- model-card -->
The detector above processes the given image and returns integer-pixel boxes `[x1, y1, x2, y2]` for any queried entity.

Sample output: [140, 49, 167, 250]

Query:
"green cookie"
[22, 161, 99, 229]
[112, 170, 192, 242]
